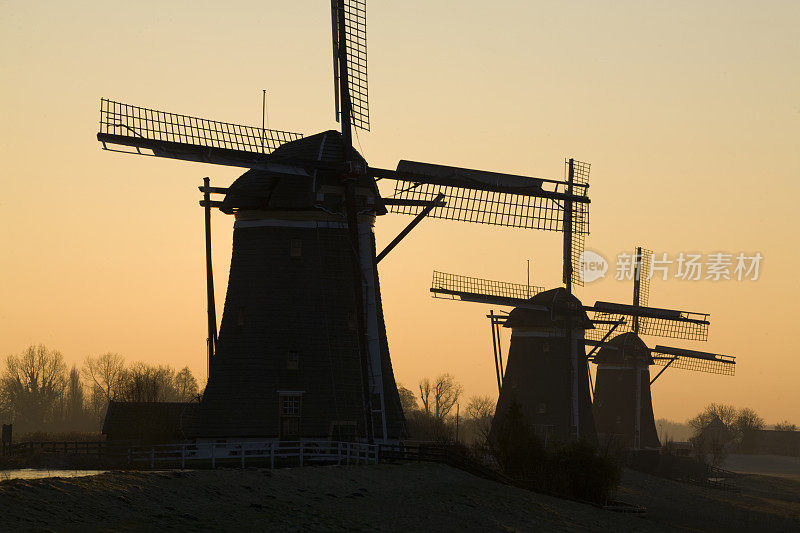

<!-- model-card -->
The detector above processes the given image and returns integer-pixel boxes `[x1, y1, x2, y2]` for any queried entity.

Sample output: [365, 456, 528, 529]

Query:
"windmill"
[430, 271, 599, 444]
[96, 1, 590, 444]
[586, 247, 736, 450]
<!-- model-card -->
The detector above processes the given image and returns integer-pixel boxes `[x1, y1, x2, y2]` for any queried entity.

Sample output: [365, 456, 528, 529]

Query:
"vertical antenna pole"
[203, 177, 217, 378]
[455, 404, 460, 443]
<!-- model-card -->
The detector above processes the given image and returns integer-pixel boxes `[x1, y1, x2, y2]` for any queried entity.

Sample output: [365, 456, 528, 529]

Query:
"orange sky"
[1, 1, 798, 424]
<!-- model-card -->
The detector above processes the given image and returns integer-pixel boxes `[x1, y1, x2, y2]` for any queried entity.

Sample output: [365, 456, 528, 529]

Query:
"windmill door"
[279, 392, 302, 440]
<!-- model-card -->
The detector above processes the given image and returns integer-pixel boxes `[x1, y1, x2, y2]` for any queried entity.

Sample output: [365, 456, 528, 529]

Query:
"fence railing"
[6, 441, 112, 456]
[127, 440, 378, 469]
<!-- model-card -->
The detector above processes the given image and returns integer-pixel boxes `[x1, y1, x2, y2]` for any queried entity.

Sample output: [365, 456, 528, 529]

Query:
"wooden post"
[181, 444, 185, 470]
[150, 447, 155, 469]
[241, 445, 245, 468]
[211, 444, 215, 469]
[203, 177, 217, 378]
[299, 442, 304, 467]
[270, 443, 274, 469]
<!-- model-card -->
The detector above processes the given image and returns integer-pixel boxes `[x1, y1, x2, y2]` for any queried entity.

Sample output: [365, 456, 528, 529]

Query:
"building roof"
[593, 332, 654, 365]
[220, 130, 385, 215]
[504, 287, 594, 329]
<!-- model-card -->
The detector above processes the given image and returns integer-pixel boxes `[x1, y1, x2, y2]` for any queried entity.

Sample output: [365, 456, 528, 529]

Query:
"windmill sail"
[565, 159, 591, 287]
[332, 0, 369, 131]
[651, 345, 736, 376]
[430, 271, 546, 309]
[97, 99, 303, 168]
[382, 160, 590, 230]
[587, 301, 710, 342]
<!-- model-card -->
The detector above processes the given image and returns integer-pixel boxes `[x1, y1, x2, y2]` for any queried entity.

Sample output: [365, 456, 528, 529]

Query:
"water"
[0, 469, 107, 481]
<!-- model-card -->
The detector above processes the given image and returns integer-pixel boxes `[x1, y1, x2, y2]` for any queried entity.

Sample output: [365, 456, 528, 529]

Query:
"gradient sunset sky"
[1, 1, 798, 423]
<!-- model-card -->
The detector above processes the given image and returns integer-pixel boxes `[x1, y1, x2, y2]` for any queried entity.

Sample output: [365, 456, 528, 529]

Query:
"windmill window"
[290, 239, 302, 257]
[280, 394, 302, 417]
[287, 351, 299, 370]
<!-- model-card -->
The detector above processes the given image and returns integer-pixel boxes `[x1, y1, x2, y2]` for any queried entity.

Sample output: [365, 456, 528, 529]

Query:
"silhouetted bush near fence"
[487, 402, 620, 504]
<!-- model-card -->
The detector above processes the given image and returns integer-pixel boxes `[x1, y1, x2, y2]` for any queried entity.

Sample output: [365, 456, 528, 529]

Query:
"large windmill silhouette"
[97, 1, 589, 443]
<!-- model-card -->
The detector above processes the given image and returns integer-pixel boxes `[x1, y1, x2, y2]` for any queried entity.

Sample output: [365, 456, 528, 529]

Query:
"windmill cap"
[220, 130, 384, 214]
[594, 332, 654, 365]
[504, 287, 594, 329]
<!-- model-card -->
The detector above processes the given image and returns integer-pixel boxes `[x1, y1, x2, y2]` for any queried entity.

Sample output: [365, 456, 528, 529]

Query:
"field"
[0, 462, 798, 531]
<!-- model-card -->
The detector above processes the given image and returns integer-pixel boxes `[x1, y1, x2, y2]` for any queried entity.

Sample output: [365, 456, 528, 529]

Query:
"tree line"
[0, 345, 200, 436]
[397, 373, 495, 445]
[685, 402, 800, 464]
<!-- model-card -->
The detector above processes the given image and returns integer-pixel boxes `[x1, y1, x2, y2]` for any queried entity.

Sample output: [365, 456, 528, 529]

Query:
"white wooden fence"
[128, 440, 379, 469]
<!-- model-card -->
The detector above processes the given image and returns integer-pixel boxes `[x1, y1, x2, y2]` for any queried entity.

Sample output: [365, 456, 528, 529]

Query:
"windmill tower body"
[195, 132, 405, 442]
[592, 333, 660, 450]
[491, 288, 596, 444]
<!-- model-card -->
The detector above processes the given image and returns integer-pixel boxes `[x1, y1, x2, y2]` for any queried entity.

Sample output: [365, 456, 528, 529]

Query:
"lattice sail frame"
[569, 160, 591, 286]
[431, 271, 545, 302]
[389, 175, 590, 231]
[632, 247, 653, 328]
[651, 349, 735, 376]
[586, 312, 709, 342]
[99, 99, 302, 155]
[332, 0, 369, 131]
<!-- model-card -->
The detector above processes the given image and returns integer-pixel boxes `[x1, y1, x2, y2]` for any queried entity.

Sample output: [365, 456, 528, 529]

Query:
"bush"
[548, 440, 621, 503]
[488, 400, 620, 504]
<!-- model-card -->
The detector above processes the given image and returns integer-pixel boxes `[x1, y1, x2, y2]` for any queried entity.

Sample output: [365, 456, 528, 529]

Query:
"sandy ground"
[0, 463, 798, 532]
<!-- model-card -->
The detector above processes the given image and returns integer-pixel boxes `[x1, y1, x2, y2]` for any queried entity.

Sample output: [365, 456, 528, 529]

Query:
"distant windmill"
[587, 247, 736, 450]
[96, 1, 589, 443]
[430, 271, 598, 443]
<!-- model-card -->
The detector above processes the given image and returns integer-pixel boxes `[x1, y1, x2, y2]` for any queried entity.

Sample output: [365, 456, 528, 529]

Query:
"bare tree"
[733, 408, 765, 434]
[174, 366, 199, 401]
[0, 345, 68, 430]
[734, 407, 765, 453]
[465, 395, 495, 421]
[418, 378, 432, 414]
[83, 353, 125, 403]
[775, 421, 798, 432]
[689, 403, 766, 458]
[418, 374, 462, 422]
[465, 394, 496, 443]
[118, 363, 179, 402]
[688, 402, 738, 435]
